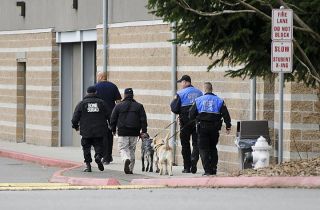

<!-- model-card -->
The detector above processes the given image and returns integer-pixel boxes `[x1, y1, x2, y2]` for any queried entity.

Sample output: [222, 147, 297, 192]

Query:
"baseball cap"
[124, 88, 134, 95]
[177, 75, 191, 83]
[87, 86, 97, 94]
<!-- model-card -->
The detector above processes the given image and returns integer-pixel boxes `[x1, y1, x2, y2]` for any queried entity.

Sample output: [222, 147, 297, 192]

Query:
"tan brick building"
[0, 0, 319, 172]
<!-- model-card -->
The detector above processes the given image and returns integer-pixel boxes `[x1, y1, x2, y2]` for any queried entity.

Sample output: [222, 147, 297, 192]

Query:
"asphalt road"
[1, 188, 319, 210]
[0, 157, 57, 183]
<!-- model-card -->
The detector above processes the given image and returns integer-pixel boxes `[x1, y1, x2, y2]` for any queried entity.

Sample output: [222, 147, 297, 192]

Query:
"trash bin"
[234, 120, 270, 169]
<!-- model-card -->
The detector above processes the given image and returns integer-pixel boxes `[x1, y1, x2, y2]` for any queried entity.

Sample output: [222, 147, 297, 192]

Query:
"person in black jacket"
[110, 88, 148, 174]
[95, 71, 122, 165]
[71, 86, 110, 172]
[189, 82, 231, 176]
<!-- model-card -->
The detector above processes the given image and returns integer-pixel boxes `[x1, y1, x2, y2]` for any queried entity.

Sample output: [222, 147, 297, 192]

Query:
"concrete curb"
[0, 149, 78, 168]
[0, 149, 120, 186]
[50, 166, 120, 186]
[131, 176, 320, 188]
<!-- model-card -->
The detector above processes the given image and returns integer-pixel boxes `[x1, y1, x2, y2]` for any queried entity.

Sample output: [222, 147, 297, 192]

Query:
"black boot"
[124, 159, 131, 174]
[182, 168, 191, 173]
[191, 161, 197, 174]
[83, 163, 92, 172]
[95, 158, 104, 171]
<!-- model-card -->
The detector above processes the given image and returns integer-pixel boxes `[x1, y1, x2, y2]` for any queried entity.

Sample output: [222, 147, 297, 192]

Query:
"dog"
[140, 133, 154, 172]
[153, 133, 174, 176]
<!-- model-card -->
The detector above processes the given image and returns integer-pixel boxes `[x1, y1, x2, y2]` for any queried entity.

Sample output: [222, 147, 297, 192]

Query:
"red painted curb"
[50, 165, 120, 186]
[0, 149, 78, 168]
[0, 148, 120, 186]
[131, 176, 320, 188]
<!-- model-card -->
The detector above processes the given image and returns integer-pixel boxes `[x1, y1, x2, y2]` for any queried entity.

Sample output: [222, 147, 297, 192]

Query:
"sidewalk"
[0, 140, 205, 184]
[1, 140, 320, 188]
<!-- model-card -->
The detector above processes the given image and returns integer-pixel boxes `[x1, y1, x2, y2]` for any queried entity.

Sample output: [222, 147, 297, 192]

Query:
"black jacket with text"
[71, 94, 110, 138]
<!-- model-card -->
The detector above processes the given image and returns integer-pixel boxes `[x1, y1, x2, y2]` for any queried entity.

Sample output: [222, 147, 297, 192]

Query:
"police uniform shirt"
[177, 86, 203, 107]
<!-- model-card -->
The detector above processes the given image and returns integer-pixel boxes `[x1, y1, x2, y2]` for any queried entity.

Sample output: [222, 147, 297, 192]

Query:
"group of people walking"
[71, 73, 231, 176]
[171, 75, 231, 175]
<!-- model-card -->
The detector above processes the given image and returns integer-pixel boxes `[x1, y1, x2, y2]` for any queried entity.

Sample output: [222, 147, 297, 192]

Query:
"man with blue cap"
[170, 75, 203, 174]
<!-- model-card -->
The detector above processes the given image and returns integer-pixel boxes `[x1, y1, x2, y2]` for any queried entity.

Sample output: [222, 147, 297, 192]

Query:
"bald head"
[97, 71, 107, 82]
[204, 82, 213, 93]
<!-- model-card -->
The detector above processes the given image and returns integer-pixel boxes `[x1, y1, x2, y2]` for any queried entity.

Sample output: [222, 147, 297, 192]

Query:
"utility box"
[235, 120, 270, 169]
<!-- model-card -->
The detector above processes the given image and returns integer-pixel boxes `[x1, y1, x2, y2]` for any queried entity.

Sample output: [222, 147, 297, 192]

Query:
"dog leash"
[166, 119, 197, 142]
[152, 117, 179, 138]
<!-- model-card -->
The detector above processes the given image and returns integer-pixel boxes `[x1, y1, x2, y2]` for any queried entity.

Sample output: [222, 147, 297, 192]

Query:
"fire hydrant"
[252, 136, 271, 169]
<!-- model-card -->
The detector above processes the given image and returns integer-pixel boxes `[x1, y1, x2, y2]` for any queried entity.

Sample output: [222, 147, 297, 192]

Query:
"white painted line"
[271, 121, 319, 131]
[97, 42, 171, 50]
[98, 65, 245, 73]
[0, 28, 54, 35]
[0, 120, 16, 127]
[178, 65, 245, 73]
[0, 103, 24, 109]
[147, 113, 172, 121]
[98, 66, 171, 72]
[0, 84, 23, 90]
[27, 66, 59, 72]
[26, 86, 59, 92]
[0, 66, 16, 71]
[0, 47, 58, 53]
[119, 88, 171, 97]
[26, 105, 59, 112]
[0, 66, 59, 72]
[256, 93, 318, 102]
[97, 20, 166, 29]
[26, 124, 58, 132]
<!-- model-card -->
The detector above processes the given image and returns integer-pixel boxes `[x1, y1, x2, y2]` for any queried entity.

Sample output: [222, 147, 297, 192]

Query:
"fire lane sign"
[272, 8, 294, 164]
[272, 9, 293, 40]
[271, 41, 293, 73]
[271, 8, 293, 73]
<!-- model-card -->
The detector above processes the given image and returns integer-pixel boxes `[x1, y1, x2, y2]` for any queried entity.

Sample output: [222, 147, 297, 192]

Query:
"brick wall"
[0, 29, 59, 146]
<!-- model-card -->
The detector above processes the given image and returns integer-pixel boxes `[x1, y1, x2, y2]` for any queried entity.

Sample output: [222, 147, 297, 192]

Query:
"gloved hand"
[140, 132, 149, 139]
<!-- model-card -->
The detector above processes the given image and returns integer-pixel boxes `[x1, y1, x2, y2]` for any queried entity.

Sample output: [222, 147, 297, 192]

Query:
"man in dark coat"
[72, 86, 110, 172]
[95, 71, 122, 165]
[110, 88, 148, 174]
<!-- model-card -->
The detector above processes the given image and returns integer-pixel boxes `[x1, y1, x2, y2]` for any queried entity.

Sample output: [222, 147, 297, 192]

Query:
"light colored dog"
[153, 133, 173, 176]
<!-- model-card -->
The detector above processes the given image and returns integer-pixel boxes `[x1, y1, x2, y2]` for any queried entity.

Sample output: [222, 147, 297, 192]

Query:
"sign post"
[271, 7, 293, 164]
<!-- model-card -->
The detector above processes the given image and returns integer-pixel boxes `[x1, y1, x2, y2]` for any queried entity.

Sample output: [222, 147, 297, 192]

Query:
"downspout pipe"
[171, 22, 177, 164]
[102, 0, 108, 73]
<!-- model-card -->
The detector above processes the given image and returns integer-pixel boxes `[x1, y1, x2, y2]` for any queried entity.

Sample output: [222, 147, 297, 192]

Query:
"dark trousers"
[102, 129, 113, 162]
[180, 118, 199, 169]
[81, 137, 103, 163]
[198, 124, 219, 174]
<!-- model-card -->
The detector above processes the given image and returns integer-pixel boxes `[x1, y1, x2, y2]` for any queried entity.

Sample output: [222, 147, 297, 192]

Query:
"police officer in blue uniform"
[189, 82, 231, 176]
[171, 75, 203, 173]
